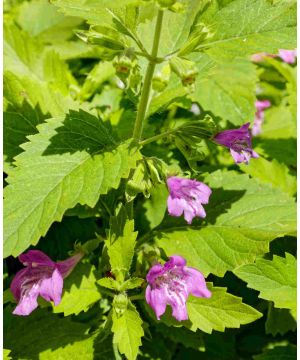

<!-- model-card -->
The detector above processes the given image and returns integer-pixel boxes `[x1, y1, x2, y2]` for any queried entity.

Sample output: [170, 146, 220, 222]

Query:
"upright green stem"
[132, 10, 164, 142]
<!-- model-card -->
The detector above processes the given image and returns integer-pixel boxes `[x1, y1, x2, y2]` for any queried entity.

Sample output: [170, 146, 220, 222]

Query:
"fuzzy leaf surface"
[4, 110, 141, 257]
[112, 302, 144, 360]
[234, 253, 296, 315]
[106, 206, 138, 279]
[186, 284, 262, 334]
[155, 170, 296, 276]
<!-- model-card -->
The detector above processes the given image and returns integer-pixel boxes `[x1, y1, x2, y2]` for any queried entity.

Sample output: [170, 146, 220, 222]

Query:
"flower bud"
[113, 294, 128, 316]
[170, 57, 198, 87]
[179, 23, 214, 56]
[152, 64, 170, 92]
[113, 55, 135, 76]
[75, 29, 125, 51]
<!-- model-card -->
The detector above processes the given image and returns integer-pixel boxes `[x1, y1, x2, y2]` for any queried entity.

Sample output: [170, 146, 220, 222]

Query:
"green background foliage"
[3, 0, 296, 359]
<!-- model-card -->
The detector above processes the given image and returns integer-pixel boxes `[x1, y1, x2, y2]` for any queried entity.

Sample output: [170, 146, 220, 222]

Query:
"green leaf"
[197, 0, 296, 60]
[4, 71, 79, 118]
[51, 0, 143, 25]
[112, 301, 144, 360]
[138, 0, 205, 56]
[192, 54, 257, 125]
[106, 206, 138, 280]
[4, 308, 97, 359]
[3, 289, 15, 305]
[147, 82, 188, 118]
[240, 157, 296, 196]
[234, 253, 296, 316]
[53, 263, 101, 316]
[79, 61, 115, 101]
[4, 101, 47, 166]
[258, 105, 296, 139]
[265, 303, 296, 336]
[4, 22, 44, 78]
[15, 0, 82, 42]
[155, 170, 296, 277]
[253, 345, 297, 360]
[4, 110, 141, 257]
[98, 277, 119, 290]
[3, 349, 11, 360]
[186, 283, 262, 333]
[142, 183, 168, 229]
[100, 276, 144, 292]
[43, 49, 77, 96]
[120, 277, 145, 291]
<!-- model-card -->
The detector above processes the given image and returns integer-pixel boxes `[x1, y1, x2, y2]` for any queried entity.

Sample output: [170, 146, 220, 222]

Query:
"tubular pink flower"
[278, 49, 297, 64]
[166, 177, 212, 224]
[10, 250, 83, 316]
[252, 100, 271, 136]
[213, 123, 259, 164]
[145, 255, 211, 321]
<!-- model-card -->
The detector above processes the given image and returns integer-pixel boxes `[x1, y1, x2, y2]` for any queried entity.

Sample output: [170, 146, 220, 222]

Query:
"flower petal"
[278, 49, 297, 64]
[10, 268, 29, 301]
[146, 263, 164, 284]
[13, 283, 40, 316]
[167, 196, 185, 217]
[168, 255, 186, 267]
[19, 250, 54, 267]
[184, 267, 212, 298]
[168, 290, 189, 321]
[251, 150, 259, 158]
[56, 252, 83, 278]
[39, 268, 63, 306]
[146, 287, 168, 320]
[183, 205, 196, 224]
[230, 149, 246, 164]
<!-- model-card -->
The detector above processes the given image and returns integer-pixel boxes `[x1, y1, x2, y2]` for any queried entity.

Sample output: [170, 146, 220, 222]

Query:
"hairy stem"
[132, 10, 164, 141]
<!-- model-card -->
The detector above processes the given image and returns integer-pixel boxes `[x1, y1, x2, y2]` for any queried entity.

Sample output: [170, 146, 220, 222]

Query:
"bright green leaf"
[106, 206, 138, 280]
[234, 253, 296, 315]
[4, 111, 141, 257]
[192, 54, 257, 125]
[120, 277, 145, 291]
[156, 170, 296, 277]
[198, 0, 296, 60]
[3, 349, 11, 360]
[53, 263, 101, 316]
[112, 301, 144, 360]
[51, 0, 143, 25]
[187, 283, 262, 333]
[15, 0, 82, 41]
[240, 157, 296, 196]
[142, 183, 168, 229]
[98, 277, 119, 290]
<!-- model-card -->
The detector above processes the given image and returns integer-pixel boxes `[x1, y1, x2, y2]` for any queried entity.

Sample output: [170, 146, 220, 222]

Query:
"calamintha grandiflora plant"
[3, 0, 297, 359]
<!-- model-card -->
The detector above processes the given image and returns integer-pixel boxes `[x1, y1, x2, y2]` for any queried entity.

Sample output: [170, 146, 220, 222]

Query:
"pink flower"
[251, 52, 269, 62]
[213, 123, 259, 164]
[251, 50, 297, 64]
[252, 100, 271, 136]
[146, 255, 211, 321]
[278, 49, 297, 64]
[10, 250, 83, 316]
[167, 177, 212, 224]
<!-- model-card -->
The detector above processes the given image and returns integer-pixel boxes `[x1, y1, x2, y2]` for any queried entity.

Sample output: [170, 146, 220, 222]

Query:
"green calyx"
[169, 57, 198, 86]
